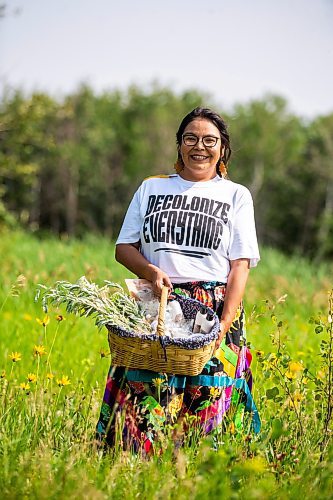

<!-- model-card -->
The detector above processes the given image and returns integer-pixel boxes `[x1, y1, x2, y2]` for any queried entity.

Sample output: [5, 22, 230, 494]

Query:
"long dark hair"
[175, 107, 232, 176]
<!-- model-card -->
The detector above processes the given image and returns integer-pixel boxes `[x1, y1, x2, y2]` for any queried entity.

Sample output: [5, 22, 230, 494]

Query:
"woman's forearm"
[115, 243, 172, 293]
[115, 243, 155, 280]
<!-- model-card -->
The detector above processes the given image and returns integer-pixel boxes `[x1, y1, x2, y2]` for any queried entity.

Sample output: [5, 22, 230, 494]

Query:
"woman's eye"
[204, 138, 216, 147]
[184, 135, 197, 145]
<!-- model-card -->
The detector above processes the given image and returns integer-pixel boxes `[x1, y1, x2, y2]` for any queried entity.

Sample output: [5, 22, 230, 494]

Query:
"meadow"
[0, 229, 332, 499]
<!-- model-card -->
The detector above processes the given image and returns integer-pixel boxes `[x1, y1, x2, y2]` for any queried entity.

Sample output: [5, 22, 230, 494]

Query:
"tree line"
[0, 84, 332, 261]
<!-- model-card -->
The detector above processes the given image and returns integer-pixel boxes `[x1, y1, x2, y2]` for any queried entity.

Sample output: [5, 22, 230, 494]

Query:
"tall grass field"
[1, 230, 332, 499]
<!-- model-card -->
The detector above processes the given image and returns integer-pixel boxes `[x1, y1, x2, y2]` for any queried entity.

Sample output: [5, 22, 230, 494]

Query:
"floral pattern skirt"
[96, 281, 260, 453]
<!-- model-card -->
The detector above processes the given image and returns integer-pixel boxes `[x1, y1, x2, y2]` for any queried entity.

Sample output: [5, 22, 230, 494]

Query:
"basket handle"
[157, 285, 168, 338]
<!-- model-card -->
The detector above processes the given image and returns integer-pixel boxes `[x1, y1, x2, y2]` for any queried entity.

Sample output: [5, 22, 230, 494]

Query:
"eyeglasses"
[182, 134, 220, 148]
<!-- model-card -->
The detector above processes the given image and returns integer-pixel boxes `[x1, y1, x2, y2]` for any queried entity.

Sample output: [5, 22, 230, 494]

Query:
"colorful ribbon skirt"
[96, 281, 260, 453]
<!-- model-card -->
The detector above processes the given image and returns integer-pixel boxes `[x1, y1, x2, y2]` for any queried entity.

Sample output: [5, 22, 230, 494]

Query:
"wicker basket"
[107, 286, 220, 376]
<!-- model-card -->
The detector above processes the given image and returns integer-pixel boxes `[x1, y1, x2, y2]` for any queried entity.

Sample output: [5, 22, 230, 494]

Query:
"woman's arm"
[115, 243, 172, 295]
[216, 258, 250, 349]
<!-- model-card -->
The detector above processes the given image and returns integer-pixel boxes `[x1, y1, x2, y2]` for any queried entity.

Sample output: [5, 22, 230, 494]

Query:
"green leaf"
[271, 418, 284, 440]
[266, 387, 279, 400]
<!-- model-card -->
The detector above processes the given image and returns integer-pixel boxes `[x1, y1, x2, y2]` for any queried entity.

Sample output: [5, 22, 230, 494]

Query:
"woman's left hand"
[214, 320, 228, 351]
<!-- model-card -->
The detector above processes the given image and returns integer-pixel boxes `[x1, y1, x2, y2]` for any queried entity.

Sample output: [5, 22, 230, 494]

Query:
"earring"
[217, 159, 227, 177]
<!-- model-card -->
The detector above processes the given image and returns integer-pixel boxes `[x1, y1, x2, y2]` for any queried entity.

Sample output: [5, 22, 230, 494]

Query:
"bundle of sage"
[36, 276, 152, 333]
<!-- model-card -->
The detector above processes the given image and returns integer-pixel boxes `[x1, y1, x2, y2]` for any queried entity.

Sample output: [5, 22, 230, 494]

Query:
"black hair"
[175, 107, 232, 176]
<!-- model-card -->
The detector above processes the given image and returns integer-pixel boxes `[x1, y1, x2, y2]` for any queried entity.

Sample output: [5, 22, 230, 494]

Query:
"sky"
[1, 0, 333, 118]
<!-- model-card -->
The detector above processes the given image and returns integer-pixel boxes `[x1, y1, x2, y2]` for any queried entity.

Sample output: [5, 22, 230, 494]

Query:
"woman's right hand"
[148, 265, 173, 296]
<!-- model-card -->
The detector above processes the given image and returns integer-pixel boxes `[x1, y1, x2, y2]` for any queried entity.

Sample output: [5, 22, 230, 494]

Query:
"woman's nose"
[194, 138, 205, 149]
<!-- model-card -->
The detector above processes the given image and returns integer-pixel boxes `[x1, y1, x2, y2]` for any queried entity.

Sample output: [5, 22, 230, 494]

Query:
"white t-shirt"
[116, 174, 260, 283]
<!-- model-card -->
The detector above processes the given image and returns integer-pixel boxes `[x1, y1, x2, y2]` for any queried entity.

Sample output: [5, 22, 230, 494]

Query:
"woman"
[97, 107, 260, 453]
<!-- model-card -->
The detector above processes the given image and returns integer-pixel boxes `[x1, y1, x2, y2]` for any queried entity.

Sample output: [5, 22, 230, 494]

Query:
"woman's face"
[179, 118, 224, 182]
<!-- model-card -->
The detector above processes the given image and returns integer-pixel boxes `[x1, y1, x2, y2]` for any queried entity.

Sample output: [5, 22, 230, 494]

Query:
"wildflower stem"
[0, 293, 10, 314]
[34, 356, 40, 412]
[46, 323, 60, 373]
[274, 363, 304, 439]
[320, 290, 333, 460]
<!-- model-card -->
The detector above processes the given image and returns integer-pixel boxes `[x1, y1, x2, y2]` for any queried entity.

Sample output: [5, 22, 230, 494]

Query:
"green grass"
[0, 229, 332, 499]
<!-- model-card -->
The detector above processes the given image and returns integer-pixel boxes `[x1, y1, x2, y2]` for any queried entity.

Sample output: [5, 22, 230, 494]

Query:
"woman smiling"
[97, 107, 260, 453]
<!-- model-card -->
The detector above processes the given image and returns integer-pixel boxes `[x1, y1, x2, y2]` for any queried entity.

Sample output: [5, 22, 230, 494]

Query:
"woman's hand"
[214, 258, 250, 353]
[214, 320, 228, 351]
[149, 266, 173, 296]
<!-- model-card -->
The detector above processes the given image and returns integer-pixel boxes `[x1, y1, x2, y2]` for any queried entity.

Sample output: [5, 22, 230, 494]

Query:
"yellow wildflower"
[56, 314, 65, 322]
[23, 313, 32, 321]
[9, 352, 22, 363]
[36, 315, 50, 327]
[255, 350, 264, 357]
[20, 382, 30, 391]
[209, 386, 221, 399]
[152, 377, 166, 389]
[33, 345, 47, 357]
[1, 370, 6, 379]
[289, 361, 303, 373]
[56, 375, 71, 387]
[47, 373, 54, 380]
[27, 373, 37, 383]
[285, 370, 296, 380]
[286, 361, 303, 380]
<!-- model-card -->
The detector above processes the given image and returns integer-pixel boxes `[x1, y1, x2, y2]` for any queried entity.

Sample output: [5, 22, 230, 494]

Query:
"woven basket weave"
[107, 286, 220, 376]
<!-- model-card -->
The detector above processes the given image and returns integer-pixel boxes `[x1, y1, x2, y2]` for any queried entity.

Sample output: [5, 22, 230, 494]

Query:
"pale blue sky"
[1, 0, 333, 117]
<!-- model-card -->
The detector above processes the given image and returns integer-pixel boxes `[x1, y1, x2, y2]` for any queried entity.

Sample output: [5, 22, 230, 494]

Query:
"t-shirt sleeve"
[116, 188, 142, 244]
[228, 187, 260, 267]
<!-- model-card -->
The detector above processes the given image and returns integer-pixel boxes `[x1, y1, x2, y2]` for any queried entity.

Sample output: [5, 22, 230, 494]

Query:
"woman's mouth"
[190, 155, 209, 161]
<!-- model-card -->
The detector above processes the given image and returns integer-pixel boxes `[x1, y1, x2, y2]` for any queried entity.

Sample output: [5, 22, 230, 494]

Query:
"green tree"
[306, 113, 333, 261]
[230, 95, 307, 253]
[0, 89, 57, 228]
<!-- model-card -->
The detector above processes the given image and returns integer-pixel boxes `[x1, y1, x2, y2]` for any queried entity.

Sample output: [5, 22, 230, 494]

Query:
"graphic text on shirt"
[143, 194, 231, 258]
